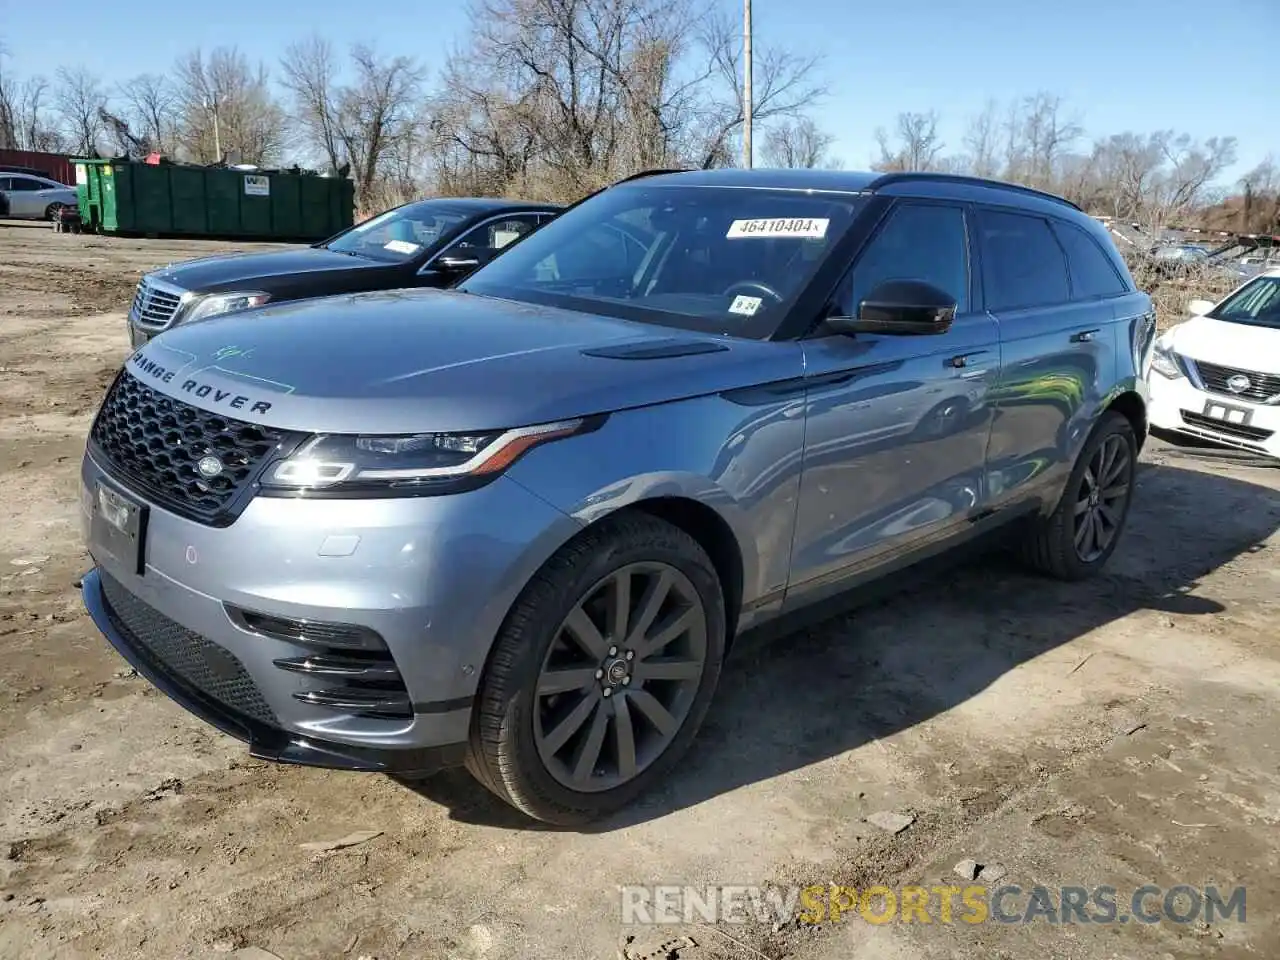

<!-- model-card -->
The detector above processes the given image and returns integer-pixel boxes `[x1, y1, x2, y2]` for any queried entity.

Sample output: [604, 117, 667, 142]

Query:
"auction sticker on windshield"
[727, 218, 829, 239]
[384, 240, 420, 255]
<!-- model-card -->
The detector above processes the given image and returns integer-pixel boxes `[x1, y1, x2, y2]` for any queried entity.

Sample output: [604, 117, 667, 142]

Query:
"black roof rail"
[868, 171, 1083, 212]
[609, 168, 689, 187]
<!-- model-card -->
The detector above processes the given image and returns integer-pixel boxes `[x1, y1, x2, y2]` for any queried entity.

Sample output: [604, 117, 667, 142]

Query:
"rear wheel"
[45, 203, 66, 221]
[465, 513, 726, 826]
[1019, 410, 1137, 580]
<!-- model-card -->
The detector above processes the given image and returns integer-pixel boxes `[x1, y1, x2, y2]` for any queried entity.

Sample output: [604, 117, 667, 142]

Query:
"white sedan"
[1146, 268, 1280, 458]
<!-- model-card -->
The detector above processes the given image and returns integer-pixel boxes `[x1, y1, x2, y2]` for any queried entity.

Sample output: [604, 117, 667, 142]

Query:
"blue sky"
[3, 0, 1275, 183]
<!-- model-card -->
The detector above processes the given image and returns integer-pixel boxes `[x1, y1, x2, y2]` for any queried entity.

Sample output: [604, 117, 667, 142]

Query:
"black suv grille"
[1190, 359, 1280, 404]
[100, 572, 278, 727]
[89, 372, 293, 525]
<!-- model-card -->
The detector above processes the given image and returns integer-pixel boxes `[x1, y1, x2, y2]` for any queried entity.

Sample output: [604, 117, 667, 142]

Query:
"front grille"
[1180, 409, 1276, 443]
[131, 278, 185, 329]
[1189, 358, 1280, 404]
[89, 372, 293, 525]
[100, 572, 278, 726]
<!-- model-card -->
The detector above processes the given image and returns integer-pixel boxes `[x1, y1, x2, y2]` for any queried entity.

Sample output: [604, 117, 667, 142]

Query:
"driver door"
[784, 200, 1000, 608]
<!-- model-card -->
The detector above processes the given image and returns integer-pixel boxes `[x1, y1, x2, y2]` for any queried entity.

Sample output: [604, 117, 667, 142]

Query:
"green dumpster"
[71, 159, 354, 241]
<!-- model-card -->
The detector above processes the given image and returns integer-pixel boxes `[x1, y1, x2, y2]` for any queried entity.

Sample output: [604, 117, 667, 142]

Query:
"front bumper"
[82, 568, 466, 776]
[1147, 372, 1280, 458]
[79, 450, 582, 769]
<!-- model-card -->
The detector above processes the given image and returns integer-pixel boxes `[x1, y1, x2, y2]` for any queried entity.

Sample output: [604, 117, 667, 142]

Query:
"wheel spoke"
[542, 691, 598, 755]
[614, 696, 638, 780]
[634, 606, 697, 659]
[1097, 439, 1115, 491]
[1098, 502, 1120, 534]
[1085, 510, 1101, 557]
[607, 570, 632, 644]
[571, 702, 610, 784]
[628, 689, 678, 737]
[562, 606, 608, 659]
[634, 657, 702, 682]
[627, 569, 673, 647]
[537, 666, 598, 697]
[1074, 496, 1091, 517]
[1074, 511, 1090, 549]
[1103, 442, 1129, 486]
[1082, 465, 1097, 494]
[1102, 482, 1129, 502]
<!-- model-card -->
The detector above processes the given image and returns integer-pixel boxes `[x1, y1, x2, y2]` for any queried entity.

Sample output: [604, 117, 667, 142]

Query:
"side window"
[533, 223, 645, 284]
[1051, 220, 1128, 299]
[979, 210, 1070, 310]
[0, 178, 12, 192]
[453, 216, 539, 253]
[10, 177, 41, 192]
[841, 203, 969, 316]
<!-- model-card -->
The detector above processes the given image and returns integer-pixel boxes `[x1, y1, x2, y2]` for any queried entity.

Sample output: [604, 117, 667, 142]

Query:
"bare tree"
[54, 66, 107, 155]
[1018, 92, 1082, 189]
[119, 74, 178, 156]
[173, 47, 286, 164]
[962, 99, 1000, 178]
[431, 0, 826, 199]
[279, 35, 343, 175]
[281, 37, 425, 211]
[694, 7, 826, 169]
[760, 116, 837, 169]
[873, 111, 943, 172]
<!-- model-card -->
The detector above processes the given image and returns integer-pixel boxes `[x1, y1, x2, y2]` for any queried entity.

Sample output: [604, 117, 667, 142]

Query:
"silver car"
[80, 169, 1153, 825]
[0, 172, 77, 220]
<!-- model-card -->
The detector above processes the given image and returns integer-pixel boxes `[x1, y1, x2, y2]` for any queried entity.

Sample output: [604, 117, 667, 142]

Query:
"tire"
[45, 203, 65, 221]
[1018, 410, 1137, 581]
[465, 512, 726, 826]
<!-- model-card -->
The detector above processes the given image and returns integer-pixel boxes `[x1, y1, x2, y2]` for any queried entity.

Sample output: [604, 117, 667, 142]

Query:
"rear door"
[977, 207, 1118, 509]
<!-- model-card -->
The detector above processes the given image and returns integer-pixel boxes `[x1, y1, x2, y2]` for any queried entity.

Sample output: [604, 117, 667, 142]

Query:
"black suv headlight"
[260, 416, 602, 497]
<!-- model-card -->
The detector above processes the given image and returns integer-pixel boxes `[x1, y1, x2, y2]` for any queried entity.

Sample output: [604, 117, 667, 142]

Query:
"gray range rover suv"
[80, 169, 1155, 825]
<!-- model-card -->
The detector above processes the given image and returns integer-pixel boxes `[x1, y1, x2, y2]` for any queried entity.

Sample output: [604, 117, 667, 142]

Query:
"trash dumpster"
[73, 159, 354, 241]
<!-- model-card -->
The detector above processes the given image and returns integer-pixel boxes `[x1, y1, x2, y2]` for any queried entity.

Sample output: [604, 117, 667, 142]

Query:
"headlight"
[260, 417, 602, 496]
[1148, 339, 1183, 379]
[179, 291, 272, 325]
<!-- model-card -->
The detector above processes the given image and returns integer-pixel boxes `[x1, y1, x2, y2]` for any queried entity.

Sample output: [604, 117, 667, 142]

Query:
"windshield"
[1208, 275, 1280, 328]
[456, 184, 866, 339]
[325, 202, 472, 262]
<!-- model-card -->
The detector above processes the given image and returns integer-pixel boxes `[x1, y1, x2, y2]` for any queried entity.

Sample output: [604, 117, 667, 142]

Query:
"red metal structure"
[0, 149, 78, 186]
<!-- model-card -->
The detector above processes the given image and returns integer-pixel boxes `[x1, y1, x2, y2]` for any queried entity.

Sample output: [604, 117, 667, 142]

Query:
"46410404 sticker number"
[726, 217, 829, 239]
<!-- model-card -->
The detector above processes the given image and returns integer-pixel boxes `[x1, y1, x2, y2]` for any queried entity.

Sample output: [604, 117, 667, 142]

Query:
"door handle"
[947, 350, 989, 369]
[1070, 328, 1101, 343]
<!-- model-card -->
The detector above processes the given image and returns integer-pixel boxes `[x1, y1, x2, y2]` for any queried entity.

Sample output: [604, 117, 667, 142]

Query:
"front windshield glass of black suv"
[1208, 274, 1280, 329]
[456, 184, 866, 338]
[324, 202, 472, 263]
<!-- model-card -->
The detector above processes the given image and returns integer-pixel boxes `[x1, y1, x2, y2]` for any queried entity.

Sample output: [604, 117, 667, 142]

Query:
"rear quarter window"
[1052, 220, 1128, 299]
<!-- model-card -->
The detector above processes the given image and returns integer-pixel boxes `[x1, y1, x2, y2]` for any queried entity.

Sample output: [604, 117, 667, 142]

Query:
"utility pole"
[204, 95, 222, 164]
[743, 0, 753, 169]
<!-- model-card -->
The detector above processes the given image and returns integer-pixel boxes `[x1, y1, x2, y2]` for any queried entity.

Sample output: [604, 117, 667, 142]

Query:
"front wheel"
[1018, 410, 1137, 580]
[45, 203, 67, 221]
[465, 513, 726, 826]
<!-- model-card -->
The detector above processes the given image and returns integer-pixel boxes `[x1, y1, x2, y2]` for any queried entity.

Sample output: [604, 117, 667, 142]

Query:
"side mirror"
[826, 280, 957, 337]
[1187, 298, 1215, 317]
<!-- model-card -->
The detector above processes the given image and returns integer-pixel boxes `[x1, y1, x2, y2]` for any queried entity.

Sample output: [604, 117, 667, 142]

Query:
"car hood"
[149, 247, 394, 291]
[1166, 315, 1280, 374]
[123, 288, 801, 434]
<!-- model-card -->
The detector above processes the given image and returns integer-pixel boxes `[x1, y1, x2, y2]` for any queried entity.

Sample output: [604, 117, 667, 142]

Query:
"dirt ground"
[2, 220, 1279, 960]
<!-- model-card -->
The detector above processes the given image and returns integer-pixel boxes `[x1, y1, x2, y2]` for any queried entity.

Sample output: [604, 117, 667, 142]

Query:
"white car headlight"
[179, 291, 272, 325]
[1148, 337, 1183, 379]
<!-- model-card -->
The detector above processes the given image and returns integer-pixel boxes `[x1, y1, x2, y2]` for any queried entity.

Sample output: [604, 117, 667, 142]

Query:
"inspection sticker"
[727, 217, 829, 239]
[383, 239, 420, 254]
[729, 294, 764, 316]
